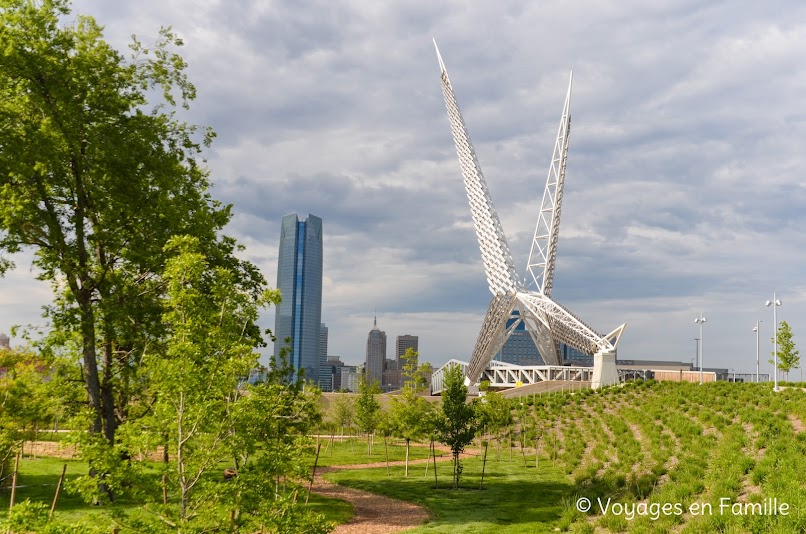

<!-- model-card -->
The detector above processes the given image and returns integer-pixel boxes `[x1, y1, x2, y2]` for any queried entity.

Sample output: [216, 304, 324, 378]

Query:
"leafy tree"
[770, 320, 799, 380]
[354, 374, 381, 455]
[0, 0, 264, 456]
[436, 364, 478, 488]
[332, 394, 355, 438]
[476, 390, 513, 459]
[390, 382, 434, 476]
[0, 348, 56, 476]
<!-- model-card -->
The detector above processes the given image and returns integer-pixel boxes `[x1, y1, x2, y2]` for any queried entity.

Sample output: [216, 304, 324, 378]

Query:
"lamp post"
[694, 313, 707, 385]
[752, 321, 761, 383]
[766, 294, 782, 392]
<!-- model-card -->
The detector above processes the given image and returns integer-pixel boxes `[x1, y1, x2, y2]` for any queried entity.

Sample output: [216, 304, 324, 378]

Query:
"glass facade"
[495, 311, 593, 366]
[274, 214, 323, 382]
[495, 312, 545, 366]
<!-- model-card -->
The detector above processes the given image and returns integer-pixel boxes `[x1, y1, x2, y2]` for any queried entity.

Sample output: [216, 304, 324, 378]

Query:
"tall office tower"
[317, 323, 330, 391]
[365, 317, 386, 386]
[396, 335, 419, 362]
[274, 213, 323, 382]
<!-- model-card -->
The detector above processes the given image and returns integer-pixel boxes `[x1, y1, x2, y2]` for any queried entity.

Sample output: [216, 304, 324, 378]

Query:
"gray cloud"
[3, 0, 805, 375]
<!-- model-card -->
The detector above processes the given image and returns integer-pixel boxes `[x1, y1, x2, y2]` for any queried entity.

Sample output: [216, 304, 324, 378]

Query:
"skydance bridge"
[433, 41, 626, 391]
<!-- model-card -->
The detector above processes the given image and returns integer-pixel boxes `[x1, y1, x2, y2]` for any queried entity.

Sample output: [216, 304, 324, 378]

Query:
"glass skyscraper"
[274, 213, 323, 382]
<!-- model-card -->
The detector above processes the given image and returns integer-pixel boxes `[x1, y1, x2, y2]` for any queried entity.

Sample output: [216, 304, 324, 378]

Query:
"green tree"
[436, 364, 478, 488]
[332, 394, 355, 438]
[0, 0, 264, 456]
[476, 390, 513, 459]
[0, 348, 56, 477]
[770, 320, 799, 380]
[354, 374, 381, 455]
[389, 354, 435, 476]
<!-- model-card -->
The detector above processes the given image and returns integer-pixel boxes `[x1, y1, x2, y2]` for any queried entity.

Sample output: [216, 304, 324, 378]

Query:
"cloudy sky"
[3, 0, 806, 377]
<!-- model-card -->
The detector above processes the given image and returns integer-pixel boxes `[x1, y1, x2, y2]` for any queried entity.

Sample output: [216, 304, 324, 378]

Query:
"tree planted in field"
[436, 364, 478, 488]
[389, 352, 436, 476]
[354, 374, 381, 455]
[476, 390, 513, 459]
[121, 236, 269, 523]
[770, 321, 799, 380]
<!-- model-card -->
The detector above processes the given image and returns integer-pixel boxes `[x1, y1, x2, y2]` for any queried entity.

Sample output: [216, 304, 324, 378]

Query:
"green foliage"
[0, 347, 59, 485]
[770, 320, 799, 376]
[0, 0, 265, 452]
[476, 390, 513, 441]
[435, 364, 478, 488]
[389, 372, 436, 476]
[332, 395, 355, 435]
[354, 375, 381, 436]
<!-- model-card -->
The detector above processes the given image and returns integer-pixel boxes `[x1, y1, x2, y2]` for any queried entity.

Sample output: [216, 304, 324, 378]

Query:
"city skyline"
[1, 1, 805, 375]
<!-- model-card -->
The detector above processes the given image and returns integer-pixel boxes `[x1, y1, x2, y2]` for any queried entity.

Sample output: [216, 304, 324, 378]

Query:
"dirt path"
[313, 453, 471, 533]
[26, 439, 459, 533]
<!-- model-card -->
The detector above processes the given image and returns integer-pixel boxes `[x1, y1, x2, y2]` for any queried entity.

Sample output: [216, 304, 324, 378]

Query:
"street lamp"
[752, 321, 761, 383]
[765, 294, 783, 392]
[694, 313, 707, 385]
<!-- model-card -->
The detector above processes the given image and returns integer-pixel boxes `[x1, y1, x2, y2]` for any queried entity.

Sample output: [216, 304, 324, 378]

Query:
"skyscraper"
[274, 213, 323, 382]
[317, 323, 330, 391]
[396, 335, 419, 361]
[365, 317, 386, 386]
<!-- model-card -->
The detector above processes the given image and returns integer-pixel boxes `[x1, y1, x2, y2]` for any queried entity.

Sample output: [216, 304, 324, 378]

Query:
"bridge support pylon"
[592, 349, 619, 390]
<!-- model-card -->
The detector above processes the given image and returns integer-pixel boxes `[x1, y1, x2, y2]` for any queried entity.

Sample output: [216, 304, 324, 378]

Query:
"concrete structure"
[434, 42, 625, 390]
[274, 213, 323, 382]
[365, 317, 386, 386]
[0, 333, 8, 349]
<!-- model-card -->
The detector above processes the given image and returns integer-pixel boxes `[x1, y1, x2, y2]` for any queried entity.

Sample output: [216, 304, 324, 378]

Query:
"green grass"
[1, 456, 353, 530]
[6, 382, 806, 532]
[327, 454, 576, 533]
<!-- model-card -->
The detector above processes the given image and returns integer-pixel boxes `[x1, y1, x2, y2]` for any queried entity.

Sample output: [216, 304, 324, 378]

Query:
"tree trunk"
[79, 297, 103, 435]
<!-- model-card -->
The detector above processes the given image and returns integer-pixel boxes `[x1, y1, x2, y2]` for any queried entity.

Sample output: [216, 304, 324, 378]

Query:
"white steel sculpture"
[434, 41, 626, 389]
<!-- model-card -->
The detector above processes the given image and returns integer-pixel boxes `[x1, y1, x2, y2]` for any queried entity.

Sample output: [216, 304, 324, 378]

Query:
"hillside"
[329, 380, 806, 533]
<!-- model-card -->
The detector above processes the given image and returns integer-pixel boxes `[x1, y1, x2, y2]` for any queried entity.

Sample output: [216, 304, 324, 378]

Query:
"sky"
[2, 0, 806, 377]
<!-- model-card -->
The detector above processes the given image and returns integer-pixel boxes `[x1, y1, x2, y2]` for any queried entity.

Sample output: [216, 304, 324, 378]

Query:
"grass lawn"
[1, 456, 353, 530]
[327, 453, 577, 533]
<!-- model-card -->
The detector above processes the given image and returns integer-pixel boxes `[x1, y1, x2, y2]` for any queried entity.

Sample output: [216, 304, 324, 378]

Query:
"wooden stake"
[479, 442, 488, 490]
[9, 449, 21, 511]
[509, 429, 513, 461]
[49, 464, 68, 520]
[384, 434, 390, 476]
[305, 443, 322, 505]
[552, 430, 557, 467]
[431, 438, 438, 489]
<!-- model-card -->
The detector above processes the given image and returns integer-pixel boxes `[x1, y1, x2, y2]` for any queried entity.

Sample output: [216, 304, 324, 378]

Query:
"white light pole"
[752, 321, 761, 383]
[766, 294, 782, 392]
[694, 313, 707, 385]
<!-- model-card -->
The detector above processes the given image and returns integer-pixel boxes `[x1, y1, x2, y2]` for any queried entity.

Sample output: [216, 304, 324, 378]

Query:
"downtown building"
[365, 317, 386, 387]
[274, 213, 323, 383]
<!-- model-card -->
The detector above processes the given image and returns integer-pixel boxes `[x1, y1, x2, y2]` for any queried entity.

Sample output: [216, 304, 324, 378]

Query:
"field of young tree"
[327, 379, 806, 533]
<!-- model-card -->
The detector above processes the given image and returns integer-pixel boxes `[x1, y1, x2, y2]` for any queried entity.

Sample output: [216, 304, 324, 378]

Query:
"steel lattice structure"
[434, 41, 626, 386]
